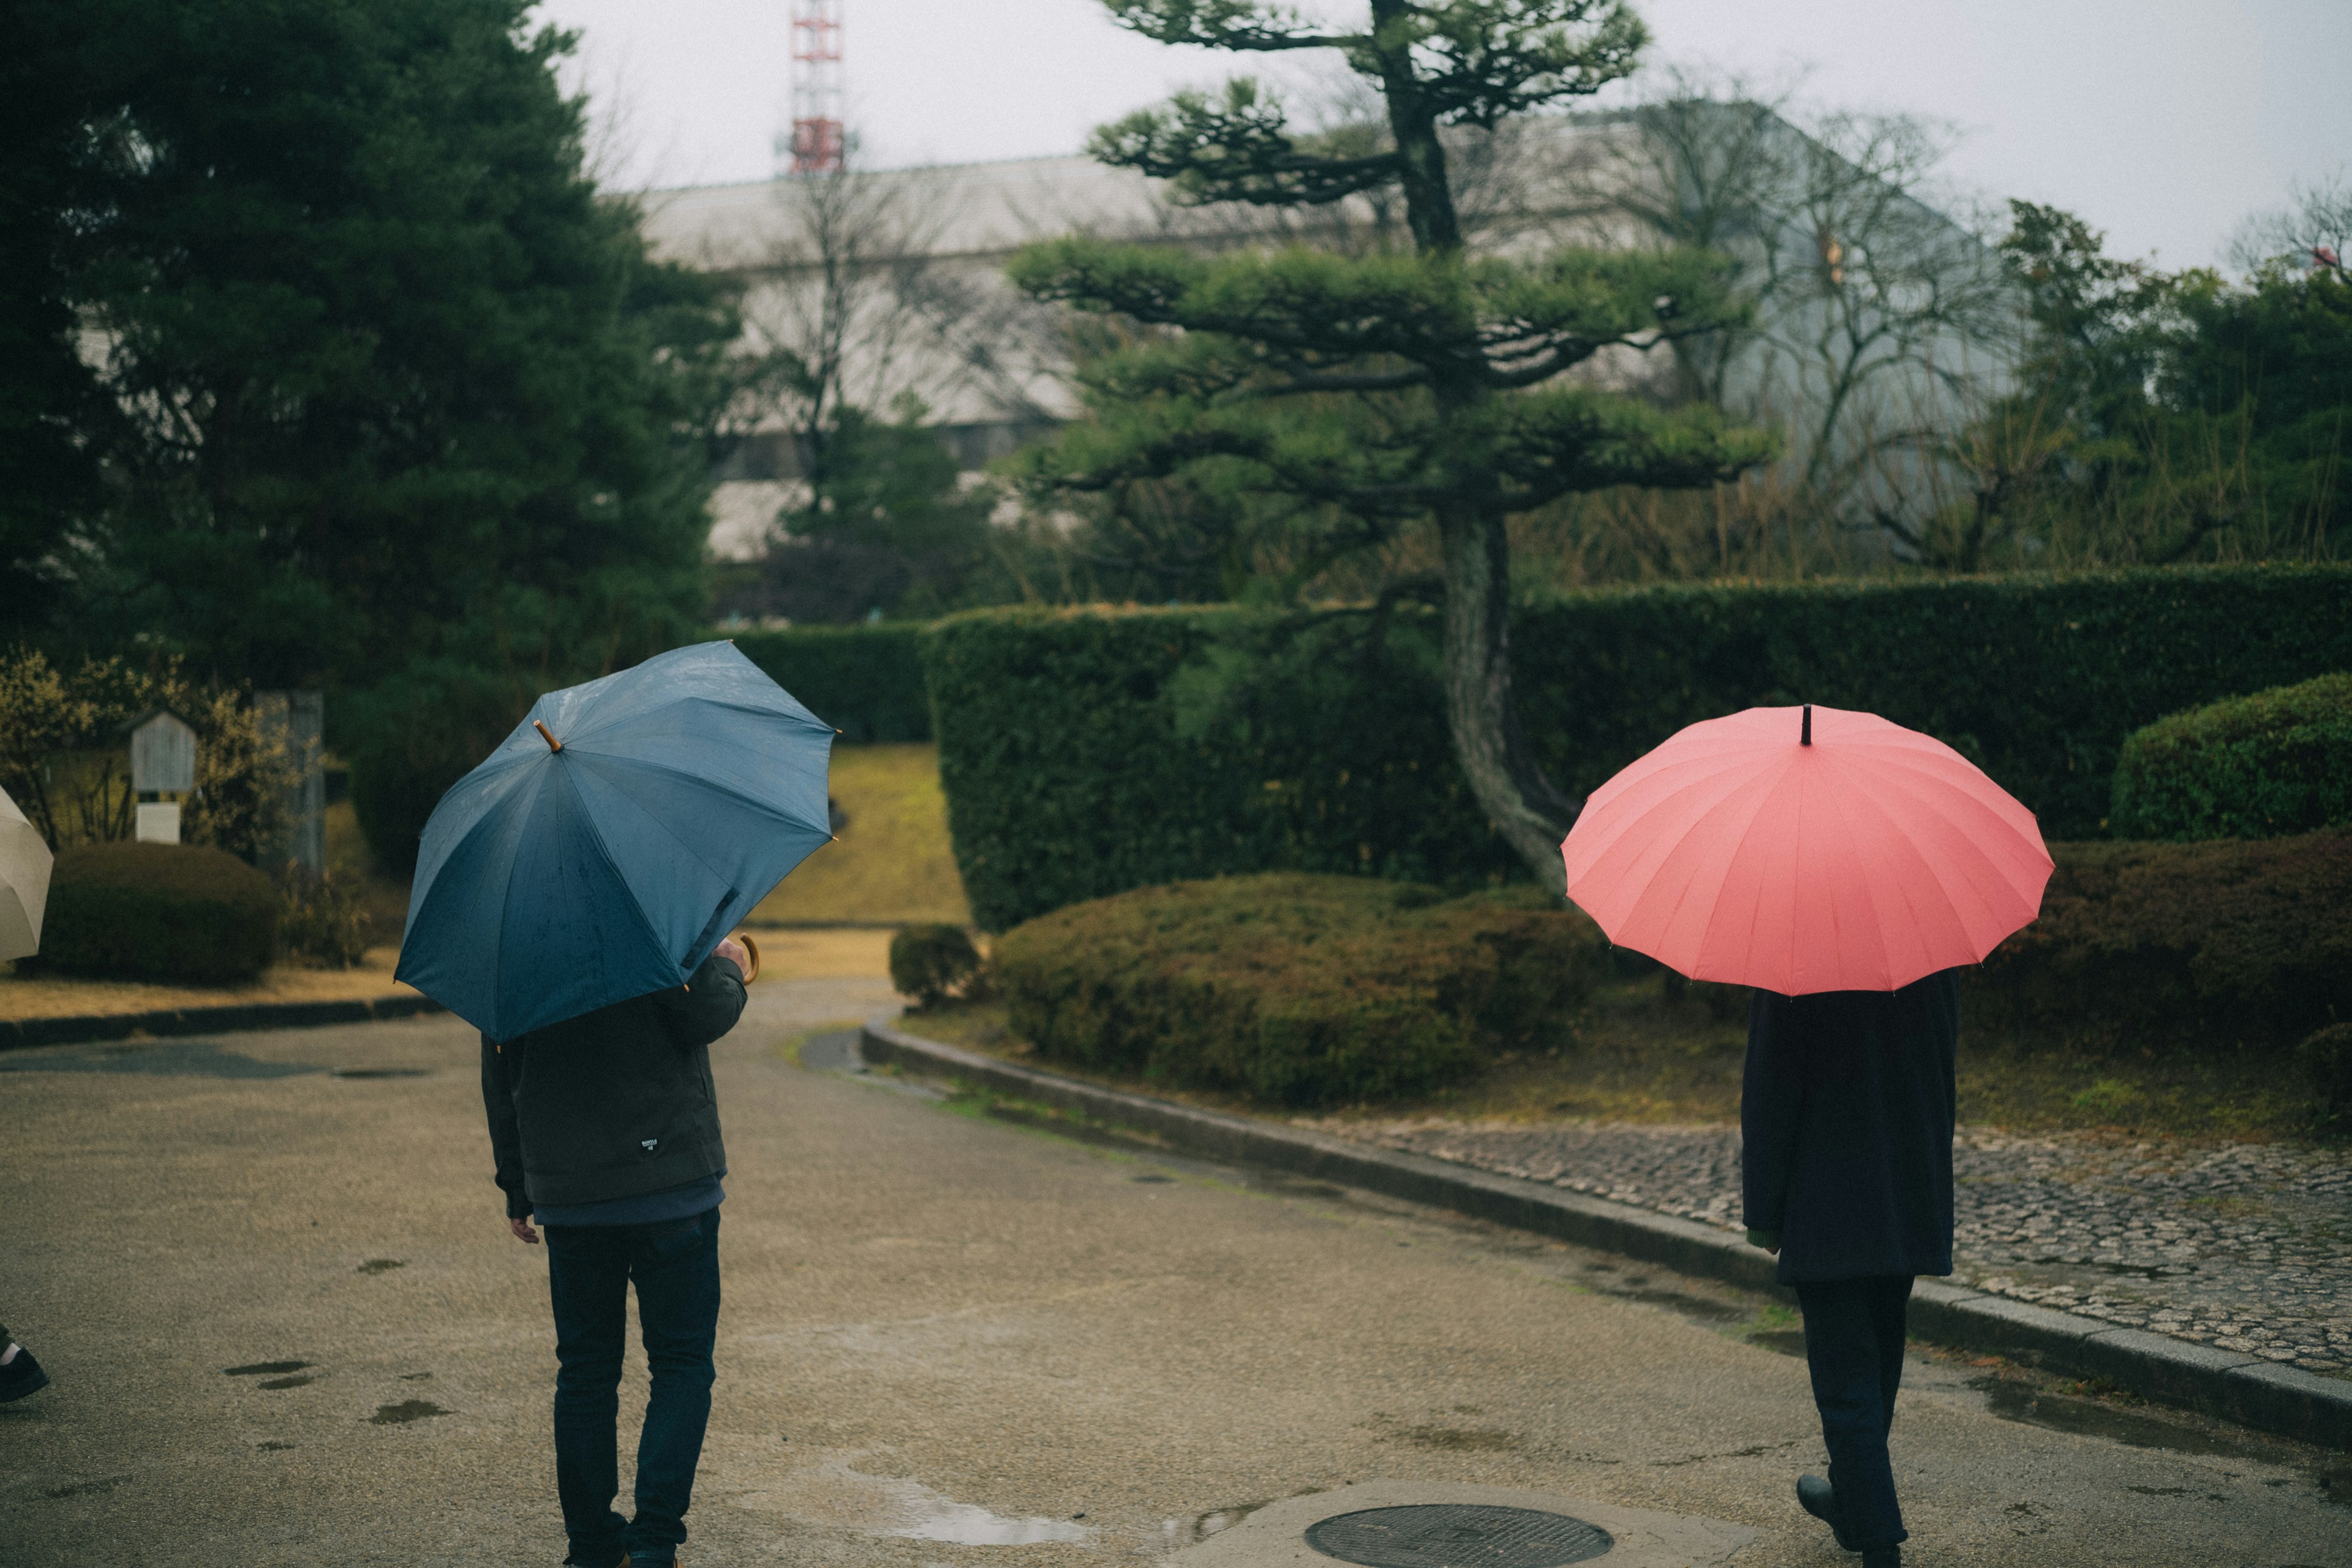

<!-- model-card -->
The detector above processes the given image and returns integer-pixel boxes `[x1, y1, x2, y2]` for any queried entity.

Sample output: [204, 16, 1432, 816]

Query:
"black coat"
[1741, 970, 1959, 1284]
[480, 952, 746, 1216]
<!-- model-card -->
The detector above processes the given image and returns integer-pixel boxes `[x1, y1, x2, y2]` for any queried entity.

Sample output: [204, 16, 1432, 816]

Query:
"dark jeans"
[1794, 1274, 1914, 1551]
[545, 1207, 722, 1566]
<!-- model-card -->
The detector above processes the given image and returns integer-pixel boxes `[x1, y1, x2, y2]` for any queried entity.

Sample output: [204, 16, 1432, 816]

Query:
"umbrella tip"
[533, 719, 563, 754]
[1801, 704, 1812, 747]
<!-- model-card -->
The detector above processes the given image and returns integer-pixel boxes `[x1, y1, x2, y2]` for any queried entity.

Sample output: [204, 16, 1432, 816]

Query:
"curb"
[860, 1014, 2352, 1455]
[1, 993, 445, 1051]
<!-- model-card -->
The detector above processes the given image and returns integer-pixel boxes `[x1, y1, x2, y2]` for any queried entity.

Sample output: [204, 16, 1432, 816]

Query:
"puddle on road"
[1972, 1376, 2258, 1459]
[733, 1455, 1091, 1545]
[366, 1399, 450, 1425]
[40, 1474, 130, 1500]
[225, 1360, 312, 1376]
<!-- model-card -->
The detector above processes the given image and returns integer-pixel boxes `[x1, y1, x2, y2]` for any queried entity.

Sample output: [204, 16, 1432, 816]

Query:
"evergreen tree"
[1009, 1, 1771, 889]
[14, 0, 737, 696]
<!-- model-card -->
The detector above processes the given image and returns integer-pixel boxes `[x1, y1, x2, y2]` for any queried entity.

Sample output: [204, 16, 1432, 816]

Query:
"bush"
[33, 842, 279, 984]
[993, 873, 1608, 1107]
[345, 661, 533, 880]
[2110, 672, 2352, 840]
[729, 624, 931, 743]
[1967, 834, 2352, 1050]
[924, 565, 2352, 930]
[274, 864, 372, 968]
[889, 923, 981, 1008]
[2300, 1024, 2352, 1131]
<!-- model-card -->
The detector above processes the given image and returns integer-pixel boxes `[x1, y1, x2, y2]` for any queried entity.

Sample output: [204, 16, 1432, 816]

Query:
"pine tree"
[26, 0, 737, 693]
[1010, 1, 1772, 888]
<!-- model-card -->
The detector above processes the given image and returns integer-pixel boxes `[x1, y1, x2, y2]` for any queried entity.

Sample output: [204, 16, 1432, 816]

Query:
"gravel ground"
[1310, 1118, 2352, 1379]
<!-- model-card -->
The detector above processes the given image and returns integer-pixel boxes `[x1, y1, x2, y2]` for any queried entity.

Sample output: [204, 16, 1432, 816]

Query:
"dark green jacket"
[480, 954, 746, 1216]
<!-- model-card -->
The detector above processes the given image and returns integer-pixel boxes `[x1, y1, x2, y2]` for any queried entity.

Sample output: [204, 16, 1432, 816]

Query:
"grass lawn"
[748, 742, 970, 927]
[894, 973, 2328, 1144]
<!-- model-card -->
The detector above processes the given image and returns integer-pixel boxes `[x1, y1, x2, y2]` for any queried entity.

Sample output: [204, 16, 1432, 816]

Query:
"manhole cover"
[1304, 1505, 1613, 1568]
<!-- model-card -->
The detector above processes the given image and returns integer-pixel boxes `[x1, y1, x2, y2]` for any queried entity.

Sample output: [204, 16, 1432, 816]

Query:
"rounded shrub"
[1969, 834, 2352, 1049]
[2111, 672, 2352, 840]
[993, 873, 1608, 1108]
[34, 842, 279, 984]
[889, 923, 981, 1008]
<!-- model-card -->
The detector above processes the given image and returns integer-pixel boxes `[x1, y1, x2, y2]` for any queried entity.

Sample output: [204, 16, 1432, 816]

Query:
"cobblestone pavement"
[1308, 1118, 2352, 1379]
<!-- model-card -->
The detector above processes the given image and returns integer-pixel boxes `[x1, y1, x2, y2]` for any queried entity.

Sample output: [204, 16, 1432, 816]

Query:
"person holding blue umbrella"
[398, 642, 834, 1568]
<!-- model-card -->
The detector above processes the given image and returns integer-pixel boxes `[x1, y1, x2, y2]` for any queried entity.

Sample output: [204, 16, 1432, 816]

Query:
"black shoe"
[1861, 1548, 1900, 1568]
[0, 1348, 49, 1403]
[1797, 1474, 1857, 1552]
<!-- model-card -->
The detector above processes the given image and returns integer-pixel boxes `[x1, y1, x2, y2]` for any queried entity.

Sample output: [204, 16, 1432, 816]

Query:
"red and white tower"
[786, 0, 845, 174]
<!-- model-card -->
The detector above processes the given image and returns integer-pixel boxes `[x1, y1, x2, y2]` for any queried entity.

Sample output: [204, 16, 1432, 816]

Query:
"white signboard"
[130, 712, 197, 794]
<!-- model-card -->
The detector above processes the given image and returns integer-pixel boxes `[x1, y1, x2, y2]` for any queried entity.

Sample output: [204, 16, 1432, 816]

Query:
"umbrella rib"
[559, 760, 709, 978]
[568, 748, 833, 835]
[1567, 749, 1781, 889]
[1821, 756, 1903, 990]
[1637, 757, 1790, 968]
[556, 690, 832, 750]
[408, 752, 543, 897]
[1842, 758, 2049, 940]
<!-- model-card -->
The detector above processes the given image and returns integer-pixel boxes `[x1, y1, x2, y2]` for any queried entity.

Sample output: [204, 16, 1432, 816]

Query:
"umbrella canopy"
[396, 642, 834, 1039]
[1559, 704, 2052, 995]
[0, 783, 53, 962]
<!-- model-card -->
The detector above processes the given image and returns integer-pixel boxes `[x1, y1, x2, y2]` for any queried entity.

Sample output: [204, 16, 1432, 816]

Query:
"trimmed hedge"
[2110, 672, 2352, 840]
[729, 624, 930, 742]
[32, 842, 279, 984]
[1968, 834, 2352, 1050]
[993, 873, 1608, 1107]
[925, 565, 2352, 930]
[889, 922, 981, 1007]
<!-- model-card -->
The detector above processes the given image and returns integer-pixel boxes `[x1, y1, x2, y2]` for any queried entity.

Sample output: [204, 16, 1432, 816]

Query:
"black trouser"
[545, 1207, 722, 1566]
[1794, 1274, 1913, 1551]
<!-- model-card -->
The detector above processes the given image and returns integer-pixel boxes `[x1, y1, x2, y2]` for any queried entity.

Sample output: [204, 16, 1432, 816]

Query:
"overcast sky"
[539, 0, 2351, 271]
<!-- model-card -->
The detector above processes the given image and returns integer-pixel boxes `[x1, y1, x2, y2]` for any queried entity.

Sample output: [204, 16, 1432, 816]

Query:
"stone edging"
[0, 993, 444, 1050]
[860, 1014, 2351, 1455]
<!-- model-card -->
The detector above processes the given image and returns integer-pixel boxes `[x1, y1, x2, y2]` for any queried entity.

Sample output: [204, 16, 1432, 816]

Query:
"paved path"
[1319, 1121, 2352, 1378]
[2, 983, 2348, 1566]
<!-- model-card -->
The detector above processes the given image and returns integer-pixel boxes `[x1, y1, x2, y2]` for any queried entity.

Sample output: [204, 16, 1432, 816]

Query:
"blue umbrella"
[395, 641, 834, 1039]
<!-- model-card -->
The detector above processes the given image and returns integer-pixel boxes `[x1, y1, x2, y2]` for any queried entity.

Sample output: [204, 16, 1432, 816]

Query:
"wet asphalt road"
[1, 977, 2346, 1567]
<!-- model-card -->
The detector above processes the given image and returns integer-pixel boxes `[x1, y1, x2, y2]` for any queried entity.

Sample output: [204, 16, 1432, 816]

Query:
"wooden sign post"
[128, 709, 197, 845]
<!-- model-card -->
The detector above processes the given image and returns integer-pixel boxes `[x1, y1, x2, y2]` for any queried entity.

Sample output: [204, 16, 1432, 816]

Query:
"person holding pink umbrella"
[1562, 703, 2054, 1568]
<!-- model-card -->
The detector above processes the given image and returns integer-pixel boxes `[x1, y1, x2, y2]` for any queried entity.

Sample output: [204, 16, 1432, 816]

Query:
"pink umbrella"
[1559, 704, 2052, 995]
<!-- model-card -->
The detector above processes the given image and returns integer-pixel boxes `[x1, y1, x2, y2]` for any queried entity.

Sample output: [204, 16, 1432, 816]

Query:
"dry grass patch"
[0, 945, 419, 1020]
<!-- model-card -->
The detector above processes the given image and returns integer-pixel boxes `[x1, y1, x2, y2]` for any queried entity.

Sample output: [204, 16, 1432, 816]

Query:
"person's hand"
[715, 936, 749, 974]
[1745, 1227, 1781, 1256]
[509, 1216, 540, 1245]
